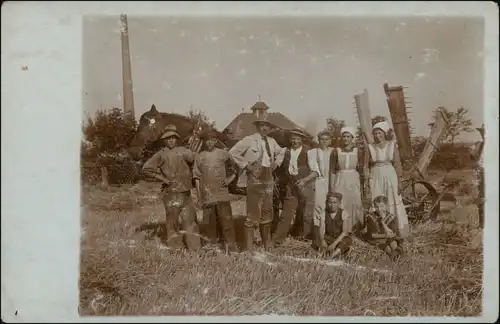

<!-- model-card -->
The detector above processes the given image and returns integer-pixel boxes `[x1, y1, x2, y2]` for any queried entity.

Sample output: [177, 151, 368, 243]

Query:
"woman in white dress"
[367, 121, 410, 238]
[307, 130, 335, 241]
[331, 126, 364, 233]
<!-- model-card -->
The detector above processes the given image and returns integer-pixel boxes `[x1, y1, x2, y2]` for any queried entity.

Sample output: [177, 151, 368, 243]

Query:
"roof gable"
[223, 112, 311, 141]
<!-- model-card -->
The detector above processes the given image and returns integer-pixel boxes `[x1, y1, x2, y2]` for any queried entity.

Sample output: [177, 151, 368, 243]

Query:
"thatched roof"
[223, 101, 313, 147]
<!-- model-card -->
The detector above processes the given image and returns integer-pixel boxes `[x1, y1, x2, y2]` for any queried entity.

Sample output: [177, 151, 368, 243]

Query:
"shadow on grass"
[134, 215, 248, 250]
[135, 222, 166, 240]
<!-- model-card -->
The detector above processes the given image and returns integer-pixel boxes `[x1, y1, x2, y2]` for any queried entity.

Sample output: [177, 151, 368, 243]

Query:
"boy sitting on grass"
[312, 192, 353, 259]
[362, 195, 404, 261]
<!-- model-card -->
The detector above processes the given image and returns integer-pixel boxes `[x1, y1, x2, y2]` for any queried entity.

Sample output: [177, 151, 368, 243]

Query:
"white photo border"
[1, 1, 498, 323]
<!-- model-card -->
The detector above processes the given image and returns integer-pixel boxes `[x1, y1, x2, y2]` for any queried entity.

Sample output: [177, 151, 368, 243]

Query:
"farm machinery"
[354, 84, 454, 223]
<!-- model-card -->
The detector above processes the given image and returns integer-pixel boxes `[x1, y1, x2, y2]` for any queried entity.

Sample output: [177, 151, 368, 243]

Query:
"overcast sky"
[83, 16, 485, 142]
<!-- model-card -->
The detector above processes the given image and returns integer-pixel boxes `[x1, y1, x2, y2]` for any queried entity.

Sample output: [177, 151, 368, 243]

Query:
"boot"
[244, 226, 255, 252]
[220, 218, 238, 254]
[225, 242, 239, 254]
[260, 223, 272, 252]
[310, 226, 321, 251]
[303, 220, 314, 241]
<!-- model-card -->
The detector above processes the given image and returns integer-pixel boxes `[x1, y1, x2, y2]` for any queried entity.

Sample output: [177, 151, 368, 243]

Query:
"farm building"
[222, 99, 313, 147]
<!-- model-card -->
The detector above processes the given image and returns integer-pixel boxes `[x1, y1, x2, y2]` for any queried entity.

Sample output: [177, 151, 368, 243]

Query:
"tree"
[187, 108, 215, 131]
[411, 135, 427, 157]
[81, 108, 140, 185]
[371, 115, 388, 126]
[428, 106, 474, 145]
[82, 107, 137, 160]
[326, 117, 346, 147]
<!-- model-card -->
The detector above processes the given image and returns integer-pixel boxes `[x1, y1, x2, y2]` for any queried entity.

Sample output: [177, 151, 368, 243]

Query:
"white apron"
[368, 141, 410, 238]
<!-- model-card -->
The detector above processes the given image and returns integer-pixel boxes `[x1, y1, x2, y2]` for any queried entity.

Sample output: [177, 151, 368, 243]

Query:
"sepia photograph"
[79, 13, 489, 317]
[2, 2, 497, 322]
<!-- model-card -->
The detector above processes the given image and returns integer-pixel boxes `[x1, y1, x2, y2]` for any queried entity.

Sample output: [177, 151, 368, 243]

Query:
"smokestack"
[120, 14, 135, 120]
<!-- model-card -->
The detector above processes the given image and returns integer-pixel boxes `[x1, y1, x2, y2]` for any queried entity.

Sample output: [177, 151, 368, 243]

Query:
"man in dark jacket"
[270, 128, 315, 247]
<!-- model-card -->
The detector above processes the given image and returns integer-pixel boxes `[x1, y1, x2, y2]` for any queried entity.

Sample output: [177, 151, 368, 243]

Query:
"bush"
[81, 108, 140, 185]
[408, 136, 476, 171]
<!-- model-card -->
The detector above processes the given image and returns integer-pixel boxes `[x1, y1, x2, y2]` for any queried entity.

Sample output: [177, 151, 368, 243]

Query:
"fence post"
[100, 167, 109, 189]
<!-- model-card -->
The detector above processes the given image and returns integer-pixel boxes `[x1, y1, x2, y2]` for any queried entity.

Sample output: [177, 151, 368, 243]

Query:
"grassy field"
[79, 170, 483, 317]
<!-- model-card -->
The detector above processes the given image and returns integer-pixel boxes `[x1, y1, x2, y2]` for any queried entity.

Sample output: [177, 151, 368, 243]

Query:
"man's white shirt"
[288, 146, 303, 176]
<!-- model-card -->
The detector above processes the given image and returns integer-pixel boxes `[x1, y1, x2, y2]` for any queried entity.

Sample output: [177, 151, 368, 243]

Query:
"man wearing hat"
[270, 128, 316, 247]
[193, 129, 239, 253]
[142, 124, 201, 251]
[228, 115, 286, 252]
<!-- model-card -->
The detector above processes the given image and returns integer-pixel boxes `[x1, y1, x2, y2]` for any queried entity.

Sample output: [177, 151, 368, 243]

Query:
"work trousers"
[162, 191, 201, 251]
[311, 226, 353, 255]
[272, 180, 313, 244]
[246, 183, 274, 228]
[202, 201, 237, 248]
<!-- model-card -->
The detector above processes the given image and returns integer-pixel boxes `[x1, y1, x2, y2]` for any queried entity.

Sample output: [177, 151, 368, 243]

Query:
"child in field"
[362, 195, 404, 261]
[313, 192, 353, 259]
[193, 130, 239, 253]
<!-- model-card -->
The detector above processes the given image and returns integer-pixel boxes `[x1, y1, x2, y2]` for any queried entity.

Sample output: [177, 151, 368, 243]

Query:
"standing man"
[303, 130, 337, 242]
[142, 124, 201, 251]
[193, 129, 239, 253]
[229, 115, 285, 252]
[271, 129, 316, 247]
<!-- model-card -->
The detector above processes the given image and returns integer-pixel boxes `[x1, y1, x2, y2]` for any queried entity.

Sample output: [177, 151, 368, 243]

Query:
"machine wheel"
[402, 180, 441, 223]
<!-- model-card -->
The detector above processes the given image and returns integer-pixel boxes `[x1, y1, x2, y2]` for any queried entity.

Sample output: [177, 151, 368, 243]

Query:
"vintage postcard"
[2, 1, 498, 323]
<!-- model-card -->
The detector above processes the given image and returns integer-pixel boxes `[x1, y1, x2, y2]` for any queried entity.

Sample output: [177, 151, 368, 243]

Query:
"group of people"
[142, 114, 411, 261]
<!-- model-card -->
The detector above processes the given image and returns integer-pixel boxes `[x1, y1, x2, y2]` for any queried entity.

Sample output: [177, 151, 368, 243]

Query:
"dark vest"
[282, 147, 310, 182]
[325, 208, 344, 239]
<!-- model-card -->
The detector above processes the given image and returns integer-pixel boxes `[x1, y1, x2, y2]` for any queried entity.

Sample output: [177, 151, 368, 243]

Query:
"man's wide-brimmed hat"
[287, 128, 309, 139]
[252, 114, 277, 128]
[160, 124, 180, 139]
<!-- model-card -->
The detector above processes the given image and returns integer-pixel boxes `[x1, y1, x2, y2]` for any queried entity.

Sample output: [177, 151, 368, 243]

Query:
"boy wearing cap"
[314, 192, 353, 258]
[142, 124, 201, 251]
[362, 195, 404, 261]
[193, 130, 239, 253]
[271, 128, 316, 246]
[229, 115, 285, 252]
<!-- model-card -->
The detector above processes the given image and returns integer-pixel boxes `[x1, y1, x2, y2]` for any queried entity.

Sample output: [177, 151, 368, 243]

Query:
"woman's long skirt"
[333, 169, 364, 232]
[369, 163, 410, 238]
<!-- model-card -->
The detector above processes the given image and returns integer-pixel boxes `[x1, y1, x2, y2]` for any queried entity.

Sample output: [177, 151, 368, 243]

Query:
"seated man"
[313, 192, 353, 259]
[362, 195, 404, 261]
